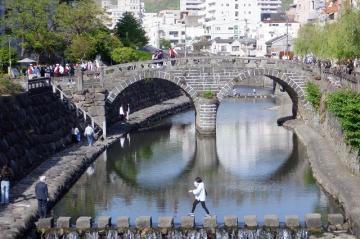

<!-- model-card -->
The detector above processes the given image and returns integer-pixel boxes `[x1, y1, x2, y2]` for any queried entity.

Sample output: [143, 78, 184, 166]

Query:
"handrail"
[50, 83, 106, 139]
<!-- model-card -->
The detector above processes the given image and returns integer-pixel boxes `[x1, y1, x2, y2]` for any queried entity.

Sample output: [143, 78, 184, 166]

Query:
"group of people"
[27, 63, 75, 79]
[150, 47, 178, 68]
[72, 125, 95, 146]
[80, 60, 101, 72]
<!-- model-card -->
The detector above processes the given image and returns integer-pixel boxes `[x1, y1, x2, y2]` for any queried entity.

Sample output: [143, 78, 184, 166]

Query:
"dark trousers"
[191, 199, 210, 214]
[37, 199, 47, 218]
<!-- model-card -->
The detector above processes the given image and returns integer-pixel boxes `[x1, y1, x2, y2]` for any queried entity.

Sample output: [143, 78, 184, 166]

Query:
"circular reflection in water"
[52, 98, 341, 224]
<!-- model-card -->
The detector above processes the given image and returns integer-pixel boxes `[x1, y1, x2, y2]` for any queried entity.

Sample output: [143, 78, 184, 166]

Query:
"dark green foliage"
[326, 90, 360, 150]
[160, 38, 171, 49]
[114, 12, 149, 48]
[304, 81, 321, 111]
[0, 47, 18, 73]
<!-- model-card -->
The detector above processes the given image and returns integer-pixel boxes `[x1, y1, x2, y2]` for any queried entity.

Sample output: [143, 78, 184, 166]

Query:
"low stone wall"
[0, 90, 78, 180]
[36, 213, 348, 233]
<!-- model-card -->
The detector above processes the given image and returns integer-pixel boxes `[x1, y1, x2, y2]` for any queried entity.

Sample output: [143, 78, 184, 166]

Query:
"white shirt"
[192, 182, 206, 201]
[84, 126, 94, 136]
[119, 106, 124, 115]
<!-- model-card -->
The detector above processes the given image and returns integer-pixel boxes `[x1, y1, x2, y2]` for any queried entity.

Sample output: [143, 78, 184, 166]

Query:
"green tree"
[0, 48, 17, 73]
[160, 38, 171, 49]
[65, 34, 97, 62]
[55, 0, 105, 42]
[111, 47, 138, 63]
[92, 29, 123, 64]
[4, 0, 62, 60]
[114, 12, 148, 48]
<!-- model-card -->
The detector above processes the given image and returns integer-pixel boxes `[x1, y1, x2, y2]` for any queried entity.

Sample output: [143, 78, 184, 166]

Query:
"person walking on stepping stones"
[188, 176, 211, 217]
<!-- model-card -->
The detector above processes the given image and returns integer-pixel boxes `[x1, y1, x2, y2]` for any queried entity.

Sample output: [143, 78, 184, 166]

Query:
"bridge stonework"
[81, 57, 311, 134]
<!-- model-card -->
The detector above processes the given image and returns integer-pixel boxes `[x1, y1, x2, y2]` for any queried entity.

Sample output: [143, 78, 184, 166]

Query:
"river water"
[52, 98, 341, 225]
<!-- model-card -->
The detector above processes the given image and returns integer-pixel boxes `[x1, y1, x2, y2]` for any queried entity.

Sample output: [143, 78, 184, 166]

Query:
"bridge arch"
[106, 70, 199, 105]
[216, 68, 306, 118]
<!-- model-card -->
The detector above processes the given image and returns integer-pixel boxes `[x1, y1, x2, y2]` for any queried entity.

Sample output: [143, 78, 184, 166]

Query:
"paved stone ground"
[284, 120, 360, 238]
[0, 96, 191, 239]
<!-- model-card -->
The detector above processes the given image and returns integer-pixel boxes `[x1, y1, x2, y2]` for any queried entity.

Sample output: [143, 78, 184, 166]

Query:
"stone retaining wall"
[36, 213, 348, 232]
[0, 90, 78, 180]
[299, 102, 360, 176]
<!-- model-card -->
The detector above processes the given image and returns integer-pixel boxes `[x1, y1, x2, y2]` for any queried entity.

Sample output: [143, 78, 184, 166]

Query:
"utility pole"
[184, 24, 187, 58]
[8, 37, 11, 77]
[286, 14, 289, 58]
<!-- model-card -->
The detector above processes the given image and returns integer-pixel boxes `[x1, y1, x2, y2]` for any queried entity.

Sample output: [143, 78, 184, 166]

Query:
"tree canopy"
[294, 8, 360, 60]
[114, 12, 149, 48]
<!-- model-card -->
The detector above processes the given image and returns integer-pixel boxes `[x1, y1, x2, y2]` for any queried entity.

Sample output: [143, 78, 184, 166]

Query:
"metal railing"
[27, 77, 52, 91]
[50, 83, 106, 139]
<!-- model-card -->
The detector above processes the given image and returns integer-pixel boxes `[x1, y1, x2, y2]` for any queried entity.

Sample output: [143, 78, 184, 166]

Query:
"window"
[232, 46, 240, 51]
[221, 46, 227, 52]
[216, 27, 221, 31]
[235, 11, 238, 17]
[235, 4, 238, 9]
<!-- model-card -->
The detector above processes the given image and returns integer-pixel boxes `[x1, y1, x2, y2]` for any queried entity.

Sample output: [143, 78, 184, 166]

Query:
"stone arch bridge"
[75, 57, 311, 135]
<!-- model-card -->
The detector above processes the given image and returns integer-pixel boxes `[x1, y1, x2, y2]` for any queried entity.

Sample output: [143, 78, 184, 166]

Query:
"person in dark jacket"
[35, 176, 48, 218]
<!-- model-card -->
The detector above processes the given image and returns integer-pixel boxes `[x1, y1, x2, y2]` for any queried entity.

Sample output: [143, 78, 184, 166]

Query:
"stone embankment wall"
[0, 91, 78, 180]
[299, 101, 360, 176]
[105, 79, 185, 125]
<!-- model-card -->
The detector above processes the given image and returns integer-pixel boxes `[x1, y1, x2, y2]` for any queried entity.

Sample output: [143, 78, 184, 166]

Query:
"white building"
[257, 0, 283, 20]
[293, 0, 325, 24]
[210, 38, 257, 56]
[101, 0, 144, 29]
[256, 19, 300, 56]
[203, 0, 261, 40]
[143, 10, 204, 49]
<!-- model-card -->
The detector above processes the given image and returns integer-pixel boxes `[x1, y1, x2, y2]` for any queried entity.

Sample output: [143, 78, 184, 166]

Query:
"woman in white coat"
[188, 177, 210, 217]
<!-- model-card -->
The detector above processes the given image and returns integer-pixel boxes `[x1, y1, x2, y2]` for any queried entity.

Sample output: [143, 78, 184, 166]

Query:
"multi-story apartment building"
[100, 0, 144, 29]
[293, 0, 325, 24]
[257, 0, 283, 20]
[203, 0, 261, 40]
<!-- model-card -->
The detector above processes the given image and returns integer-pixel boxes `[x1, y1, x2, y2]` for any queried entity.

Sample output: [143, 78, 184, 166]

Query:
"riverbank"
[0, 95, 192, 239]
[284, 120, 360, 237]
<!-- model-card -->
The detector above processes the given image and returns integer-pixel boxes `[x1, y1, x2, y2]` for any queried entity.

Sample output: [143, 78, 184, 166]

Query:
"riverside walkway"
[0, 96, 191, 239]
[285, 120, 360, 237]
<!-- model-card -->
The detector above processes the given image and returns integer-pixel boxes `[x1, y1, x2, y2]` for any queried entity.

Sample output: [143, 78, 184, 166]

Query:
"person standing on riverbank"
[119, 105, 125, 122]
[188, 177, 211, 217]
[84, 125, 94, 146]
[35, 176, 48, 218]
[1, 164, 13, 204]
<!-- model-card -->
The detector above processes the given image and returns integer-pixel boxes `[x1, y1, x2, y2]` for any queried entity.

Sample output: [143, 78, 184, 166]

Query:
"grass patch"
[305, 81, 321, 111]
[201, 90, 215, 99]
[0, 78, 23, 95]
[326, 90, 360, 150]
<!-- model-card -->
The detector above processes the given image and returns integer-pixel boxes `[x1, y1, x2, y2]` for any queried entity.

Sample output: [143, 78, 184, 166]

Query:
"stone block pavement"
[0, 96, 191, 239]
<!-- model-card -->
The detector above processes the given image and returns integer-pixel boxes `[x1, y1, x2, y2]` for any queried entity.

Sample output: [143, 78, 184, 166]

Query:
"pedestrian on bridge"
[1, 164, 13, 204]
[188, 177, 211, 217]
[35, 176, 48, 218]
[84, 125, 95, 146]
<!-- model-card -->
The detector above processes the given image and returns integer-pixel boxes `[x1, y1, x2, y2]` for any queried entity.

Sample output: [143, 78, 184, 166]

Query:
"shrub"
[0, 78, 23, 95]
[305, 81, 321, 111]
[202, 90, 215, 99]
[326, 90, 360, 150]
